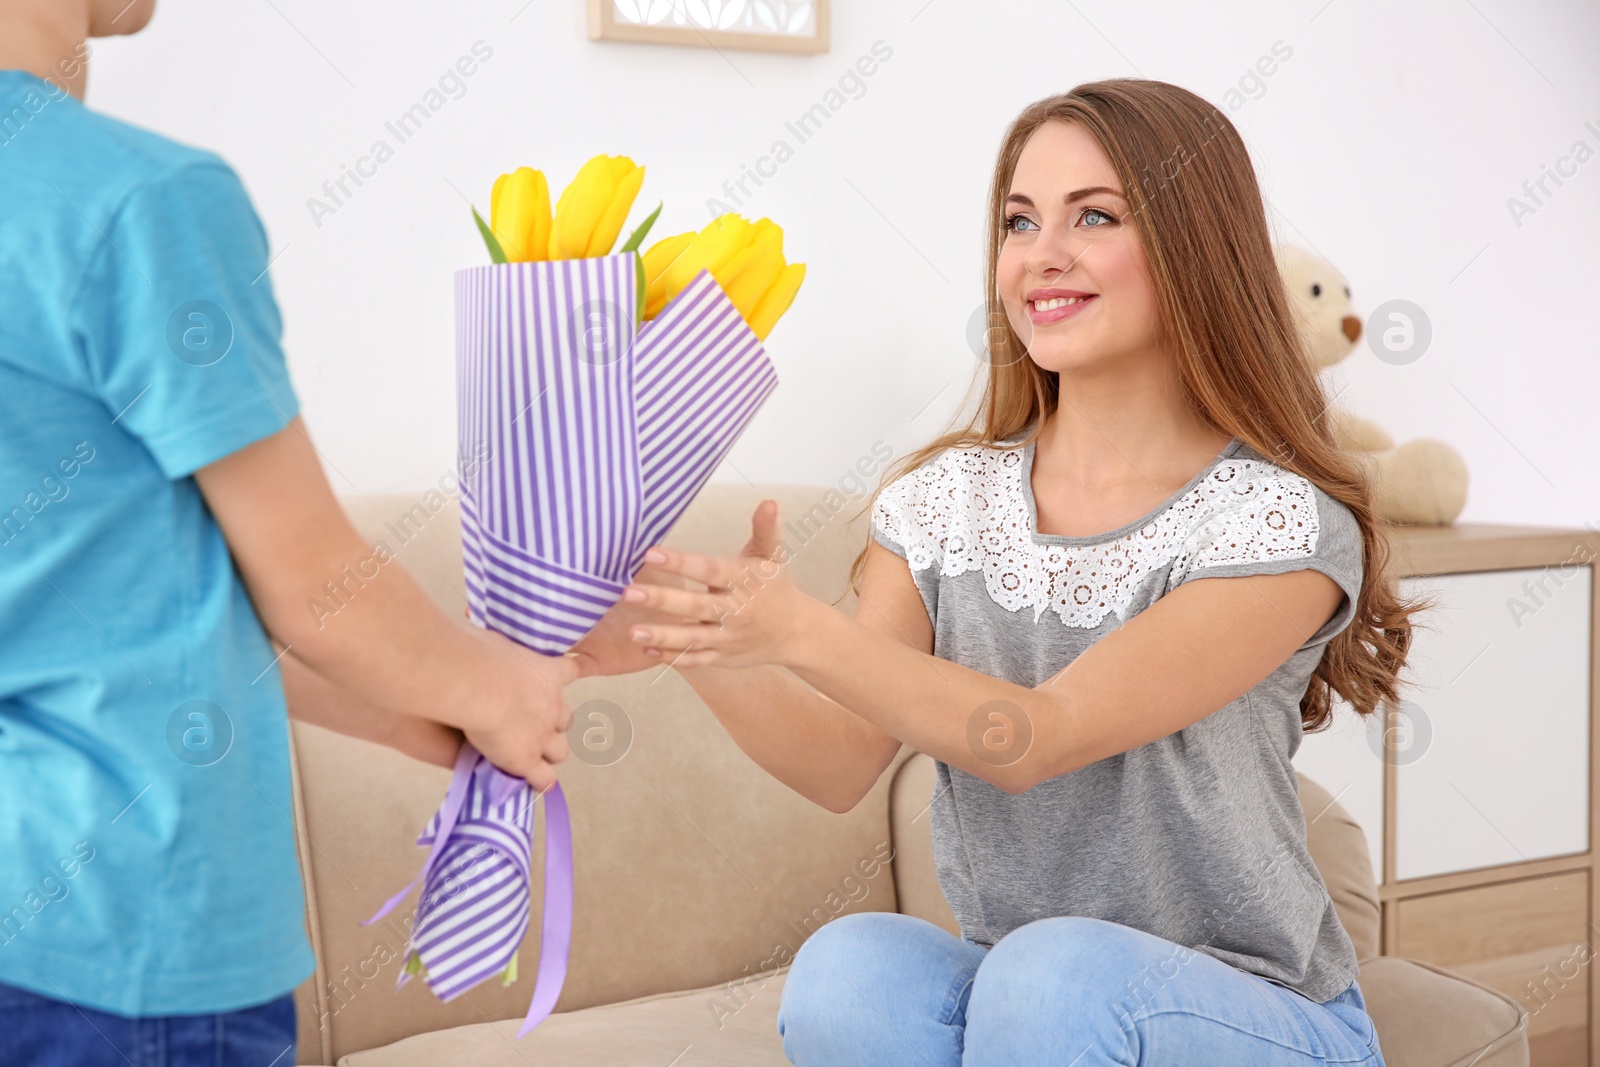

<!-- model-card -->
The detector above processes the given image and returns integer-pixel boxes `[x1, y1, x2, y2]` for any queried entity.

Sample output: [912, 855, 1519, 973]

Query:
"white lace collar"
[872, 433, 1323, 629]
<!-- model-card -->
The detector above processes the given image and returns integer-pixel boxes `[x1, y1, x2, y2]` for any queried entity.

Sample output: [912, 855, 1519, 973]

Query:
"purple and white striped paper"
[456, 251, 779, 654]
[359, 744, 573, 1038]
[405, 756, 536, 1000]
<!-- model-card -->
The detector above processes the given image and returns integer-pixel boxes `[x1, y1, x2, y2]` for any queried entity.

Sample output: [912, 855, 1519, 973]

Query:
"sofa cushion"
[1357, 956, 1529, 1067]
[336, 958, 1529, 1067]
[338, 968, 797, 1067]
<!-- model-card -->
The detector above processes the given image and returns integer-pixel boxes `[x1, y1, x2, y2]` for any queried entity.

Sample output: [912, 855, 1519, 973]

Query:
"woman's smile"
[1026, 290, 1098, 325]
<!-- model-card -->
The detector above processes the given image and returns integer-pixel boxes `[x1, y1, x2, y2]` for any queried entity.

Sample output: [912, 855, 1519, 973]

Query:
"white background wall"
[88, 0, 1600, 527]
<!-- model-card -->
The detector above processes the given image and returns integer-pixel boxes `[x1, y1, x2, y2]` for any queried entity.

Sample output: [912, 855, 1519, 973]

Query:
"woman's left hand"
[622, 499, 814, 669]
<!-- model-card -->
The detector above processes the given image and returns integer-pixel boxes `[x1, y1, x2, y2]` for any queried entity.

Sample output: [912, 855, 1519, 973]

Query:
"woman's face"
[996, 120, 1163, 377]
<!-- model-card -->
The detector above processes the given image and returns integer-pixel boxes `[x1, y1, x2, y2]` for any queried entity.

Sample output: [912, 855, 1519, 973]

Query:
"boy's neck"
[0, 6, 92, 99]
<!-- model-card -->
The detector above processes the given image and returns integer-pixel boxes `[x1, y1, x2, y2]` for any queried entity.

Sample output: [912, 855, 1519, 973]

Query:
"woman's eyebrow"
[1006, 186, 1126, 207]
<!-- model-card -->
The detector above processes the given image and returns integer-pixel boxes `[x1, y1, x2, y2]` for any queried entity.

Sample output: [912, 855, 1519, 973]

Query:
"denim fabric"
[778, 912, 1384, 1065]
[0, 979, 296, 1067]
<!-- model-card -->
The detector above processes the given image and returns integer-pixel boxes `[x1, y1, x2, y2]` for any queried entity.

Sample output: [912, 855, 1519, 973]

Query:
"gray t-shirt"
[870, 428, 1365, 1004]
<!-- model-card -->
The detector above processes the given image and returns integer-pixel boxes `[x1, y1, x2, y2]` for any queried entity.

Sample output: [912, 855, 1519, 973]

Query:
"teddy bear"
[1276, 244, 1469, 525]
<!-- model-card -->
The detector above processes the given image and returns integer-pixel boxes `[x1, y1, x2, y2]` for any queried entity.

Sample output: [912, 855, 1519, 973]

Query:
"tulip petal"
[664, 214, 751, 294]
[748, 262, 805, 342]
[586, 162, 645, 257]
[620, 199, 664, 254]
[551, 154, 628, 260]
[496, 167, 550, 262]
[641, 231, 696, 319]
[721, 223, 784, 320]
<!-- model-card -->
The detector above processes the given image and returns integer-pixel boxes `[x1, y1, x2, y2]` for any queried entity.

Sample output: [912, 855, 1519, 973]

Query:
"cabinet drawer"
[1393, 871, 1589, 1066]
[1394, 567, 1591, 880]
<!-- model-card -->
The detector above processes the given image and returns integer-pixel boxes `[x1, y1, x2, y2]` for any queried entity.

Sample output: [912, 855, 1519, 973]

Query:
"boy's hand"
[464, 630, 579, 793]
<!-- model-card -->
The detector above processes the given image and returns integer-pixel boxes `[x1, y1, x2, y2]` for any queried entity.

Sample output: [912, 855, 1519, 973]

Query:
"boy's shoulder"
[70, 97, 233, 192]
[10, 76, 237, 211]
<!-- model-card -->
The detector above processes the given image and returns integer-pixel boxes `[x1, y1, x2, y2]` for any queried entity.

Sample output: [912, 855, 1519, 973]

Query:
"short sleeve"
[1170, 476, 1363, 653]
[870, 459, 941, 569]
[74, 160, 299, 479]
[870, 517, 910, 560]
[868, 457, 952, 631]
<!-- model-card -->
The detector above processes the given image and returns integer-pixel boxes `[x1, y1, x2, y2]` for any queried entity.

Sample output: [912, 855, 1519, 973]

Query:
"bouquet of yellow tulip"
[364, 156, 803, 1040]
[472, 155, 806, 339]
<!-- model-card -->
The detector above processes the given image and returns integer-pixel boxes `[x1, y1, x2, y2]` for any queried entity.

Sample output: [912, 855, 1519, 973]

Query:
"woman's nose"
[1023, 223, 1087, 279]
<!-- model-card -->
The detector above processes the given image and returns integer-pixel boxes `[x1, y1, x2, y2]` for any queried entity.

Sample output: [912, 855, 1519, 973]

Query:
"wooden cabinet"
[1292, 523, 1599, 1067]
[1393, 873, 1590, 1064]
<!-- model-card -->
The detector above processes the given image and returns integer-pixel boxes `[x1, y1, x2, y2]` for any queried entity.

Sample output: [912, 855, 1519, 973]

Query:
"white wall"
[88, 0, 1600, 527]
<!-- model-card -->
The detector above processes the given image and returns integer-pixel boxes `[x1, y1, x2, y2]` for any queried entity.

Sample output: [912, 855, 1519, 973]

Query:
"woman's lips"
[1028, 294, 1097, 325]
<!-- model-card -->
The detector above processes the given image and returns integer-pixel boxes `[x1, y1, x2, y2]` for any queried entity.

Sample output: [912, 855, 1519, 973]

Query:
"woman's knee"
[778, 912, 979, 1037]
[778, 912, 984, 1064]
[967, 917, 1176, 1032]
[781, 913, 928, 1018]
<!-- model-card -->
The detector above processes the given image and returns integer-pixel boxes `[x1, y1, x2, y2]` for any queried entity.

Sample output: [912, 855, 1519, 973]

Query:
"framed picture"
[587, 0, 830, 54]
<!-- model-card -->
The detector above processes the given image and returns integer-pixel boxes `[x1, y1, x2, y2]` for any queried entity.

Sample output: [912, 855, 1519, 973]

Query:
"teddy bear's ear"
[1273, 244, 1359, 371]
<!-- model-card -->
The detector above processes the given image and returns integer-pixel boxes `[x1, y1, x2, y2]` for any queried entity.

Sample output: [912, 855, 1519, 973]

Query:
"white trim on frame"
[587, 0, 830, 54]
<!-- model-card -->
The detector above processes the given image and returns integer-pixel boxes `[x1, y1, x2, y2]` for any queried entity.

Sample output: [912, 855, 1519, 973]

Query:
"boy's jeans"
[0, 979, 296, 1067]
[777, 912, 1385, 1065]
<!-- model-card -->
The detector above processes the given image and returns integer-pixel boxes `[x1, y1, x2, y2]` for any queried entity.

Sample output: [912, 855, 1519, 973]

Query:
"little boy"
[0, 2, 575, 1063]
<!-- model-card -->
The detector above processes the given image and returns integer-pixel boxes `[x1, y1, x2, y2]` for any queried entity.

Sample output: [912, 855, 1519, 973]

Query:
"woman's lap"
[776, 912, 1384, 1066]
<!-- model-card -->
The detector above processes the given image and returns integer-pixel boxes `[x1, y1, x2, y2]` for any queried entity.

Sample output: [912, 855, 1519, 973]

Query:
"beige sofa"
[288, 483, 1530, 1066]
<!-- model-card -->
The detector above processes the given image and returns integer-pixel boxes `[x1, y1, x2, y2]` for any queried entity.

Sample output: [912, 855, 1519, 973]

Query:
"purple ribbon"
[360, 741, 573, 1038]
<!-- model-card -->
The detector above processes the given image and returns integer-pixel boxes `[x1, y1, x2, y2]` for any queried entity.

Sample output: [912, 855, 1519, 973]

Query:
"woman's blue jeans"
[777, 912, 1385, 1065]
[0, 979, 297, 1067]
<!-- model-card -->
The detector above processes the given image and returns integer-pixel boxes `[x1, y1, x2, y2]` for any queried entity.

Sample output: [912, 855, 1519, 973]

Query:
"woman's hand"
[567, 562, 691, 678]
[617, 499, 817, 670]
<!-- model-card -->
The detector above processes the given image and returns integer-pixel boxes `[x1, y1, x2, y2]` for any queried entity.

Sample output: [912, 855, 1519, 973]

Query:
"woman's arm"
[625, 501, 1345, 795]
[671, 665, 903, 814]
[570, 518, 921, 813]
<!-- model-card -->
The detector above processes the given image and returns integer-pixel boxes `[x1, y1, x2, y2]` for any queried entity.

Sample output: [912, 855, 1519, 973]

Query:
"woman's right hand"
[568, 563, 691, 679]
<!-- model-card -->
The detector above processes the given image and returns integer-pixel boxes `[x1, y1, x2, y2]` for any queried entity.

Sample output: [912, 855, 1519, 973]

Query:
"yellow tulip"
[717, 219, 785, 322]
[640, 213, 804, 340]
[490, 167, 551, 263]
[549, 154, 645, 260]
[747, 262, 806, 342]
[663, 213, 753, 294]
[641, 230, 696, 319]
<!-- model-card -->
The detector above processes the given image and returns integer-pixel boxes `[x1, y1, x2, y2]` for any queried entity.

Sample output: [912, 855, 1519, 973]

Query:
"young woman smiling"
[573, 78, 1416, 1065]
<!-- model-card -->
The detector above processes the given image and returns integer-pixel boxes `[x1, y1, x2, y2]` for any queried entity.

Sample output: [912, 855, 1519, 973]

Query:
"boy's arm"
[194, 415, 575, 789]
[277, 643, 463, 769]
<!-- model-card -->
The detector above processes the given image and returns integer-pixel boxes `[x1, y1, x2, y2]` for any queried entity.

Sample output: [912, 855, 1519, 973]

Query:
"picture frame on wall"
[587, 0, 830, 54]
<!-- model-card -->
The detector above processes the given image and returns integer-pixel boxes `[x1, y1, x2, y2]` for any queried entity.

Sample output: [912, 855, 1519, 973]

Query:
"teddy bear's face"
[1277, 244, 1362, 370]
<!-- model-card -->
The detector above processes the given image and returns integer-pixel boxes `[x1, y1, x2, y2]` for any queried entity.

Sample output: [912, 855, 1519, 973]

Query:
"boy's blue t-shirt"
[0, 70, 316, 1015]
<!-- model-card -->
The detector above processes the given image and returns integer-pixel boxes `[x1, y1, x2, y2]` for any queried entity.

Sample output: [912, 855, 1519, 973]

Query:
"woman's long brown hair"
[840, 78, 1423, 732]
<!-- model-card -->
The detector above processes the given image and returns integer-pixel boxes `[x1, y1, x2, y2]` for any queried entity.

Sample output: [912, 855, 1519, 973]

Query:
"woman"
[574, 78, 1416, 1065]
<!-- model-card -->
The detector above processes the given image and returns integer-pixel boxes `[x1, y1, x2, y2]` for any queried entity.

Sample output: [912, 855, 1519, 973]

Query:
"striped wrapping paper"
[359, 742, 572, 1038]
[456, 250, 780, 655]
[362, 250, 780, 1039]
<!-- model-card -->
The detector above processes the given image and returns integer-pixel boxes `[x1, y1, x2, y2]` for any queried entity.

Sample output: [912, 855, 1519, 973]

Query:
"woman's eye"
[1003, 207, 1115, 234]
